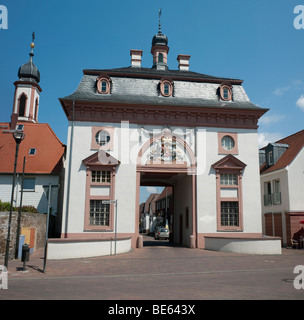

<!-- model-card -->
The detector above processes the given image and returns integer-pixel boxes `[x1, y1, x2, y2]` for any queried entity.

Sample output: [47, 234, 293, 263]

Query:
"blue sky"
[1, 0, 304, 202]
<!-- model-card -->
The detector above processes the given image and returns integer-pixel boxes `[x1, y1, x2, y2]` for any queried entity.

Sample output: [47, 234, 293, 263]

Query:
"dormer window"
[219, 83, 232, 101]
[159, 78, 173, 97]
[96, 75, 111, 94]
[268, 150, 274, 165]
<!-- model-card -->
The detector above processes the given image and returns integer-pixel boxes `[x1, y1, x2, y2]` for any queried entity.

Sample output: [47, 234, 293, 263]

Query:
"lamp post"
[15, 156, 26, 259]
[4, 131, 25, 269]
[42, 183, 59, 273]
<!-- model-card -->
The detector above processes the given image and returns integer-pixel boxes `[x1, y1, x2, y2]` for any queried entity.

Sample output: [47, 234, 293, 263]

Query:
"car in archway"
[154, 228, 169, 240]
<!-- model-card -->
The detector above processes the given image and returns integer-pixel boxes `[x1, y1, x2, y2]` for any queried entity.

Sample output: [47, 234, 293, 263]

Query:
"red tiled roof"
[260, 130, 304, 175]
[0, 122, 65, 174]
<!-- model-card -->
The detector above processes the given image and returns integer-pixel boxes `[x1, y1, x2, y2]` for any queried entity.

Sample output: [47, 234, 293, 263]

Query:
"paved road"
[1, 235, 304, 302]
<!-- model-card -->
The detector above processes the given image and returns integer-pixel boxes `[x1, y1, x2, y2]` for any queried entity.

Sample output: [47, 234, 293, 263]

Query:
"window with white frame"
[264, 181, 272, 205]
[273, 179, 281, 204]
[23, 178, 35, 191]
[268, 150, 274, 165]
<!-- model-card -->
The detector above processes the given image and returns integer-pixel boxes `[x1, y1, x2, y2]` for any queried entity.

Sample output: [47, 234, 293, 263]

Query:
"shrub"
[0, 200, 38, 213]
[0, 200, 12, 211]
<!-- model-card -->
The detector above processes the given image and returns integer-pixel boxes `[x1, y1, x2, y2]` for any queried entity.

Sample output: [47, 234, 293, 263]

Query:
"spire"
[158, 9, 162, 34]
[18, 32, 40, 83]
[12, 32, 42, 124]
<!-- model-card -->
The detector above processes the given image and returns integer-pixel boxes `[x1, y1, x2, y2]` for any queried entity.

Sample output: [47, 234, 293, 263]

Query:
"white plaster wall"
[14, 86, 32, 117]
[196, 128, 262, 234]
[287, 147, 304, 211]
[260, 169, 289, 215]
[14, 85, 40, 122]
[205, 237, 282, 254]
[62, 121, 139, 235]
[47, 238, 132, 259]
[63, 122, 262, 238]
[0, 174, 59, 213]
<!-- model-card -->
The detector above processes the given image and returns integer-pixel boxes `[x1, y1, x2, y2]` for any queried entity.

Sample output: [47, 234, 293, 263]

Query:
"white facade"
[57, 120, 273, 253]
[0, 174, 59, 214]
[261, 146, 304, 246]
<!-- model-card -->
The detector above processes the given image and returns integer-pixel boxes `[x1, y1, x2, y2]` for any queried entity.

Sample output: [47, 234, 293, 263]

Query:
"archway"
[136, 133, 197, 248]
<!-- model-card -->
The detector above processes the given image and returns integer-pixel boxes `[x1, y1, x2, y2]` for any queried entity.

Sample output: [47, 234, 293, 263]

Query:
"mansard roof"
[60, 66, 265, 112]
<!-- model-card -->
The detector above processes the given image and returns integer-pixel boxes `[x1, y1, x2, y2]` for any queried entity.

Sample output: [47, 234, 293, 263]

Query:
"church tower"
[11, 33, 42, 125]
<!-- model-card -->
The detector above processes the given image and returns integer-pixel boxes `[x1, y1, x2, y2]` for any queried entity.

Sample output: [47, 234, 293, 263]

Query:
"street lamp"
[4, 131, 25, 269]
[42, 183, 59, 273]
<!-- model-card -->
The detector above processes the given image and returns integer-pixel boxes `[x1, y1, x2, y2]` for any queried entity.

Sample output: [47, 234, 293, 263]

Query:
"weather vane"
[30, 31, 36, 54]
[158, 9, 162, 33]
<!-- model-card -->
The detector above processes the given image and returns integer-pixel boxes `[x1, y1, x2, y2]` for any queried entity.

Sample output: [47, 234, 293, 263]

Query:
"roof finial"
[158, 9, 162, 34]
[30, 31, 35, 56]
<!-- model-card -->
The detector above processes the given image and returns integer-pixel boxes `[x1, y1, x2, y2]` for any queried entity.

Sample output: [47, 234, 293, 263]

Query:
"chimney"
[130, 49, 143, 68]
[177, 54, 190, 71]
[10, 113, 18, 130]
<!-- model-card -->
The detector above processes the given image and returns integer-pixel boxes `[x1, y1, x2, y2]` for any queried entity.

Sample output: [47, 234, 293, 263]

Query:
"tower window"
[18, 94, 27, 117]
[34, 98, 39, 121]
[158, 53, 164, 63]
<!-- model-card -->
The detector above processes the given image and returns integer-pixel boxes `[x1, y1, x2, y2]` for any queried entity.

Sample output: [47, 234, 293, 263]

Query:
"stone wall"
[0, 211, 46, 263]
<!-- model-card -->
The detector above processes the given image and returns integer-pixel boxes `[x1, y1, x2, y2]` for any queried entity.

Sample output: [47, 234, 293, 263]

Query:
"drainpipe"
[194, 127, 198, 248]
[64, 100, 75, 238]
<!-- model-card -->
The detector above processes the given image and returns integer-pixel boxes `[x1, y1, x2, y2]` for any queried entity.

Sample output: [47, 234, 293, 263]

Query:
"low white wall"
[205, 236, 282, 255]
[47, 237, 132, 260]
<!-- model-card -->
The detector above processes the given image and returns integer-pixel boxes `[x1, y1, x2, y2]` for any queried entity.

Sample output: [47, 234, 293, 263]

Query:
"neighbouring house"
[0, 38, 66, 237]
[155, 187, 173, 229]
[142, 193, 159, 233]
[48, 17, 282, 260]
[260, 129, 304, 247]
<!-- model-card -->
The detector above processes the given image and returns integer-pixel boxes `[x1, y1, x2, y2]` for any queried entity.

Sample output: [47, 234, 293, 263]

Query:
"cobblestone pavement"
[1, 235, 304, 301]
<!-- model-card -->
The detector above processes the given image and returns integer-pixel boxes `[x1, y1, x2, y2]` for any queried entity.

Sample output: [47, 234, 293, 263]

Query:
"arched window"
[34, 98, 39, 121]
[18, 94, 27, 117]
[158, 53, 164, 63]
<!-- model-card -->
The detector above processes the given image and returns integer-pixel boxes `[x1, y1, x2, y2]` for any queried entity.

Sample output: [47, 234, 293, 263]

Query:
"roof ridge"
[276, 129, 304, 145]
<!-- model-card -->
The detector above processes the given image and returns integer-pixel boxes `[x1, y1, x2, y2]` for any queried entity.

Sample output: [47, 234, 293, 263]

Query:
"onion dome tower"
[12, 32, 42, 124]
[151, 9, 169, 70]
